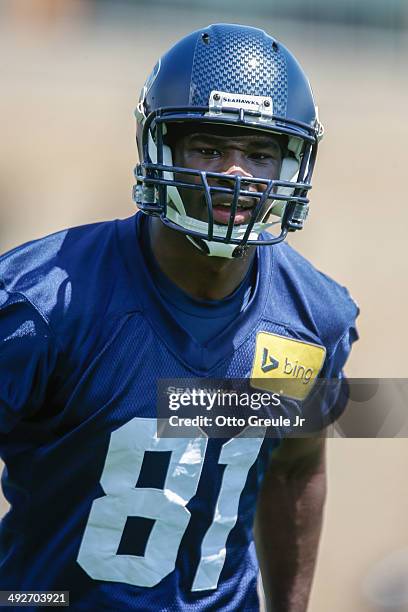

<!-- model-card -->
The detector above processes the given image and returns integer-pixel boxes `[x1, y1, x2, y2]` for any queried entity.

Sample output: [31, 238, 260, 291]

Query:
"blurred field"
[0, 4, 407, 610]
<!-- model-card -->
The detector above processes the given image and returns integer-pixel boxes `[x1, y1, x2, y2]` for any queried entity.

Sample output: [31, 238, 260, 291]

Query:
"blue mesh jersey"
[0, 213, 358, 611]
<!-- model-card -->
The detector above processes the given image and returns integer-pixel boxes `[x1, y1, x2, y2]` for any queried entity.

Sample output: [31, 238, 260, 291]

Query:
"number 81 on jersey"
[77, 417, 264, 591]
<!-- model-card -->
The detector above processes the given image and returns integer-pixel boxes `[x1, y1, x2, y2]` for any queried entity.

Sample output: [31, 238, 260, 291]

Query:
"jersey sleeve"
[317, 316, 360, 428]
[0, 287, 58, 434]
[299, 302, 359, 433]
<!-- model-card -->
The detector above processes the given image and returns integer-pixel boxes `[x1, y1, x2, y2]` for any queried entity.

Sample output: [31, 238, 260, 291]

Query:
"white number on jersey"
[77, 417, 264, 590]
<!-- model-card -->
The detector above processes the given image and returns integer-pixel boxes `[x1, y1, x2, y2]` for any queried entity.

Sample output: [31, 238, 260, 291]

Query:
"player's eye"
[250, 152, 274, 162]
[196, 148, 221, 156]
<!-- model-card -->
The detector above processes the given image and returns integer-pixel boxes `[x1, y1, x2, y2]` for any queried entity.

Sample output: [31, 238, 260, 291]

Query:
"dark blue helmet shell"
[140, 24, 319, 141]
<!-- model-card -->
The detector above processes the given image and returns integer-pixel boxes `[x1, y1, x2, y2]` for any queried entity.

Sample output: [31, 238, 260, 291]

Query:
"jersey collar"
[116, 213, 274, 374]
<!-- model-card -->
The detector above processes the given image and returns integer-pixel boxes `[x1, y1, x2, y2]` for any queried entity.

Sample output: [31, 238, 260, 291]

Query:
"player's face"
[171, 125, 283, 226]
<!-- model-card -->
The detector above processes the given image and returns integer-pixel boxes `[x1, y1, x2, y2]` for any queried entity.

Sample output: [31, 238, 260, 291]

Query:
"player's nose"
[220, 154, 263, 193]
[216, 163, 256, 196]
[221, 150, 253, 179]
[223, 164, 252, 179]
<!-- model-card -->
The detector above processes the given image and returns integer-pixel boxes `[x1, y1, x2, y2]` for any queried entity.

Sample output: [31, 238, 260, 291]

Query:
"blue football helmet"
[133, 23, 324, 258]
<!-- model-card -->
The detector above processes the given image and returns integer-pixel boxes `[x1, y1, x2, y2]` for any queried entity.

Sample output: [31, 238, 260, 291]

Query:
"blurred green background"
[0, 2, 407, 611]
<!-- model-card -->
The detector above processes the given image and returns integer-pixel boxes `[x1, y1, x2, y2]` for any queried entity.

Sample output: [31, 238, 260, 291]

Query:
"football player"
[0, 24, 358, 611]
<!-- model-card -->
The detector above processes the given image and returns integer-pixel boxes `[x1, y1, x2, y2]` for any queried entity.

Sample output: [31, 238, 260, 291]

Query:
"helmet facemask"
[134, 107, 319, 258]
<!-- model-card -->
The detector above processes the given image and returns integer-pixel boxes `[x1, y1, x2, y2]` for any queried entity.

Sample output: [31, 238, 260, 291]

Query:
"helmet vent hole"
[201, 32, 210, 44]
[272, 41, 279, 52]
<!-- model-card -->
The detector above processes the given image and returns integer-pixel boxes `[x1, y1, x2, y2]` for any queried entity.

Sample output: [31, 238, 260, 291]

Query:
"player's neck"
[147, 218, 256, 301]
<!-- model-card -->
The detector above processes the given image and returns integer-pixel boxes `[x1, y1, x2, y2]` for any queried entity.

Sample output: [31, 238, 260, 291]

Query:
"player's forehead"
[167, 122, 285, 151]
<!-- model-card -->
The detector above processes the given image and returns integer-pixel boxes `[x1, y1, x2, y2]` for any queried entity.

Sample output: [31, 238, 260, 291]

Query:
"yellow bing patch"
[250, 332, 326, 401]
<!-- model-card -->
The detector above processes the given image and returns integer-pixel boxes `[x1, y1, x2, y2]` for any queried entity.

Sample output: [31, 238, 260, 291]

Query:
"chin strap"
[166, 206, 275, 258]
[187, 236, 237, 258]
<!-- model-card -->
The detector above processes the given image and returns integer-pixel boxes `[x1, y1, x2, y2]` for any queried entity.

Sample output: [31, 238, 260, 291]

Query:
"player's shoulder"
[275, 241, 358, 311]
[0, 218, 116, 291]
[0, 217, 133, 325]
[269, 240, 359, 348]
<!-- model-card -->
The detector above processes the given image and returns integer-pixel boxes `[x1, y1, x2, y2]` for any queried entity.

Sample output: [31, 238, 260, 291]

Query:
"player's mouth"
[211, 196, 257, 226]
